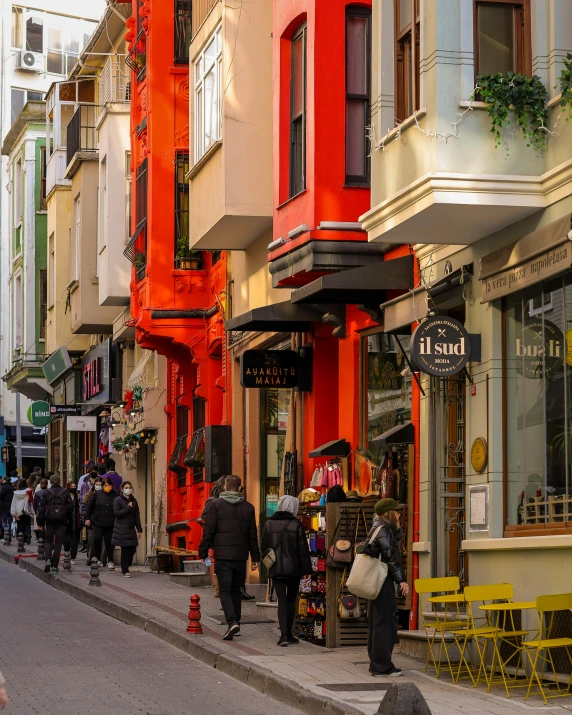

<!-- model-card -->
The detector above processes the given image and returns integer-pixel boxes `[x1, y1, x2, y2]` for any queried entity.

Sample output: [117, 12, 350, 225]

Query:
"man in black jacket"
[0, 476, 14, 541]
[199, 475, 260, 640]
[38, 473, 72, 574]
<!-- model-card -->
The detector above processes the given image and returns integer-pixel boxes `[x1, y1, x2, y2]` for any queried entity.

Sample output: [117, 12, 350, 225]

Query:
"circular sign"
[471, 437, 488, 473]
[411, 315, 471, 377]
[516, 319, 563, 379]
[27, 400, 52, 427]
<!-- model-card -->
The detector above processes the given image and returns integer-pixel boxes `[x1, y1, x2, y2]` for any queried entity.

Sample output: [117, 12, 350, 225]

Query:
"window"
[26, 16, 43, 53]
[346, 7, 371, 185]
[70, 195, 80, 282]
[504, 275, 572, 531]
[14, 274, 22, 350]
[175, 0, 192, 64]
[47, 26, 63, 74]
[475, 1, 530, 77]
[290, 25, 306, 198]
[48, 233, 55, 308]
[40, 145, 47, 210]
[11, 7, 23, 48]
[14, 159, 22, 228]
[395, 0, 420, 123]
[99, 156, 107, 251]
[175, 152, 190, 268]
[39, 269, 47, 340]
[11, 88, 45, 125]
[125, 151, 132, 243]
[65, 30, 80, 74]
[194, 25, 222, 162]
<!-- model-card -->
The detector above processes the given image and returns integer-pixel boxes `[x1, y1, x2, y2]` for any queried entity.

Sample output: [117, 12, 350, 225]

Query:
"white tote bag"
[346, 526, 389, 600]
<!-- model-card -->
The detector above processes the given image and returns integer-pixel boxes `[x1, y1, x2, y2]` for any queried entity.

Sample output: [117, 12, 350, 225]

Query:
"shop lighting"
[317, 221, 364, 231]
[267, 236, 287, 251]
[287, 224, 311, 240]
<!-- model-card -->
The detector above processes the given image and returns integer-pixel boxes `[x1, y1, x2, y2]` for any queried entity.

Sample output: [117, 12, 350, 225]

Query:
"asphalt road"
[0, 559, 303, 715]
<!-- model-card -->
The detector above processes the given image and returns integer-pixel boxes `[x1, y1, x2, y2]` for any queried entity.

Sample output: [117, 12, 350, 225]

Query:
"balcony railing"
[175, 0, 192, 64]
[46, 149, 71, 195]
[126, 29, 147, 81]
[66, 104, 98, 167]
[99, 55, 130, 114]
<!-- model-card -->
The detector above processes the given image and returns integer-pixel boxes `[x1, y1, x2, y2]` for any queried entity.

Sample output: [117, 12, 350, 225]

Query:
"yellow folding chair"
[414, 576, 464, 679]
[523, 594, 572, 704]
[451, 583, 516, 688]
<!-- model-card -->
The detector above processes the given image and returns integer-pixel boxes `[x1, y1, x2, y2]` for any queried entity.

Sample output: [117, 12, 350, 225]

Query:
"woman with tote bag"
[363, 498, 409, 677]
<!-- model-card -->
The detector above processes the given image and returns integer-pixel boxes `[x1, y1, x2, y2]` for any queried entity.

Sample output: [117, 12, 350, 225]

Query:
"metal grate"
[126, 29, 146, 79]
[174, 0, 192, 64]
[99, 55, 130, 109]
[66, 105, 98, 166]
[168, 435, 188, 475]
[183, 428, 205, 468]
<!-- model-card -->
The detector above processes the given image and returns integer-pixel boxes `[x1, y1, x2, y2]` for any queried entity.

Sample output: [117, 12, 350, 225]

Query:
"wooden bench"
[147, 546, 199, 573]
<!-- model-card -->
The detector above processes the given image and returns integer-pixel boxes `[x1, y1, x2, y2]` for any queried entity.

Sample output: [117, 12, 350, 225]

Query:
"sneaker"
[108, 562, 115, 571]
[286, 635, 299, 644]
[70, 560, 76, 566]
[123, 572, 131, 578]
[44, 559, 51, 573]
[223, 623, 240, 641]
[277, 636, 289, 647]
[371, 668, 403, 677]
[98, 561, 103, 567]
[51, 567, 59, 574]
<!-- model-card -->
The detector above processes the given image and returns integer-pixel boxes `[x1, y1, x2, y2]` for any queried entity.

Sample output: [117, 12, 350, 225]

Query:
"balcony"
[66, 104, 98, 176]
[126, 29, 147, 82]
[3, 353, 52, 401]
[99, 56, 130, 118]
[46, 149, 71, 196]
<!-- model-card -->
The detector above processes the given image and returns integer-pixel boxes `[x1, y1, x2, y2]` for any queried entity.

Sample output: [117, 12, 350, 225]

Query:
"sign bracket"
[393, 334, 425, 397]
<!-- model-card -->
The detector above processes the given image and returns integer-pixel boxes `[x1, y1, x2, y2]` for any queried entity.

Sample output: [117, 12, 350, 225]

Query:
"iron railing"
[99, 55, 130, 112]
[126, 29, 147, 80]
[66, 104, 98, 166]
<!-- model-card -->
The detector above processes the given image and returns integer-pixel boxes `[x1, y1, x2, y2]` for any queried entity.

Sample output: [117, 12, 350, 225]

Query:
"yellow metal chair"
[451, 583, 523, 688]
[523, 594, 572, 704]
[414, 576, 464, 679]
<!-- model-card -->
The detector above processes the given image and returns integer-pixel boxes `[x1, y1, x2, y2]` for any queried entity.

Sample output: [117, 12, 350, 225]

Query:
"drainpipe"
[410, 252, 421, 631]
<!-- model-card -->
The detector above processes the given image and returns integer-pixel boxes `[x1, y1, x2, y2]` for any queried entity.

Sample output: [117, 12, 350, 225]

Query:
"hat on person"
[346, 490, 361, 502]
[374, 497, 404, 515]
[298, 488, 321, 505]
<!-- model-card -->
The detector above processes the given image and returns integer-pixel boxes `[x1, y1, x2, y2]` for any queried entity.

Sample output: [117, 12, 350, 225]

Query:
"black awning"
[308, 439, 350, 458]
[225, 301, 322, 332]
[290, 254, 414, 305]
[370, 422, 414, 445]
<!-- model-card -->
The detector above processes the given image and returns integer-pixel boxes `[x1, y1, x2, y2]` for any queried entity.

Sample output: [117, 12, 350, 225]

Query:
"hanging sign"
[240, 350, 299, 388]
[516, 319, 563, 379]
[27, 400, 52, 427]
[410, 315, 471, 377]
[81, 339, 110, 404]
[50, 405, 80, 415]
[66, 416, 97, 432]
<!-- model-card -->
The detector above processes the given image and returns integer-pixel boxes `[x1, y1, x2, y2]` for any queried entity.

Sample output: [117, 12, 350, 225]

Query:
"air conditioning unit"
[16, 50, 45, 73]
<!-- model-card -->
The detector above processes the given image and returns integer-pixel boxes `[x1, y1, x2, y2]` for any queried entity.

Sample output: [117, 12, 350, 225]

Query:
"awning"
[291, 255, 414, 305]
[225, 301, 322, 333]
[5, 441, 47, 459]
[308, 439, 350, 458]
[480, 215, 572, 302]
[370, 421, 414, 445]
[381, 265, 473, 332]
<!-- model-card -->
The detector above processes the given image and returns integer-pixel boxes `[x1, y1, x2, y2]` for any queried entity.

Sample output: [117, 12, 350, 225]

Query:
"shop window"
[474, 1, 530, 77]
[290, 25, 306, 198]
[194, 25, 222, 162]
[345, 6, 371, 186]
[261, 388, 291, 519]
[504, 275, 572, 532]
[394, 0, 420, 123]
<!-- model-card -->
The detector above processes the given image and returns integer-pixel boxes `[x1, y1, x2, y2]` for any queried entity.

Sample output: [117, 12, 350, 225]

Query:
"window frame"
[14, 158, 22, 230]
[39, 268, 47, 341]
[48, 233, 55, 309]
[11, 7, 23, 49]
[174, 0, 192, 65]
[473, 0, 531, 78]
[25, 15, 43, 54]
[193, 24, 223, 164]
[394, 0, 420, 123]
[289, 24, 307, 199]
[40, 145, 47, 210]
[345, 6, 372, 187]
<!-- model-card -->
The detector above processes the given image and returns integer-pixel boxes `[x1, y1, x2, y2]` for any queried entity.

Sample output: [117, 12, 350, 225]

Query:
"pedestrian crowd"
[0, 457, 142, 577]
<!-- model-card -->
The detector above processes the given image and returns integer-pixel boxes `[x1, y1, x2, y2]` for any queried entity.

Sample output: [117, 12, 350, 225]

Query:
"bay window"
[474, 0, 530, 77]
[290, 25, 306, 198]
[194, 25, 222, 163]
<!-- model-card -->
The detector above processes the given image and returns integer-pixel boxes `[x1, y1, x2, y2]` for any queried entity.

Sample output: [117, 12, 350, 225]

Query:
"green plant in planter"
[472, 72, 549, 150]
[176, 234, 191, 262]
[134, 253, 146, 273]
[558, 52, 572, 119]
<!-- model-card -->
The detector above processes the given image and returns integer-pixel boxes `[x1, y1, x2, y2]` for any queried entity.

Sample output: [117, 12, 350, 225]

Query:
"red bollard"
[187, 593, 203, 634]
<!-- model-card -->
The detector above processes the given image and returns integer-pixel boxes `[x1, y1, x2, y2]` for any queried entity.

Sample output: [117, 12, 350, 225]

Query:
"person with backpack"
[38, 473, 72, 574]
[86, 476, 117, 571]
[10, 479, 34, 544]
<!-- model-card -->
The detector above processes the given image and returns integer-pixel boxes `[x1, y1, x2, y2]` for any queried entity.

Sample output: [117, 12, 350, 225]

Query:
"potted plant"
[134, 253, 146, 275]
[176, 235, 202, 270]
[189, 250, 201, 270]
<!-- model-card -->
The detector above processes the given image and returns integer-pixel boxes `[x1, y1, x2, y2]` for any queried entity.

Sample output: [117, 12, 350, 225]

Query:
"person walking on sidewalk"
[38, 473, 73, 574]
[82, 477, 102, 564]
[64, 481, 81, 564]
[77, 460, 96, 495]
[363, 498, 409, 678]
[10, 479, 34, 544]
[103, 458, 123, 493]
[199, 475, 260, 641]
[112, 481, 142, 577]
[260, 495, 312, 646]
[33, 478, 50, 542]
[0, 476, 14, 541]
[86, 476, 117, 571]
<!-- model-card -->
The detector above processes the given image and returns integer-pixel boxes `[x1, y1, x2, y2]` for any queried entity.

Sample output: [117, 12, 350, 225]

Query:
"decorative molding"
[178, 78, 189, 100]
[174, 124, 189, 148]
[462, 535, 572, 551]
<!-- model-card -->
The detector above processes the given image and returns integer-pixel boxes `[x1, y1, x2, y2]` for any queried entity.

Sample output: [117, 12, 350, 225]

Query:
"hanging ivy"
[558, 52, 572, 120]
[472, 72, 549, 150]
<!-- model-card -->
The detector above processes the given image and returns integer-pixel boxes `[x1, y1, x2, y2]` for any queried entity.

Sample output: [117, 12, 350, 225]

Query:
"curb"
[0, 545, 361, 715]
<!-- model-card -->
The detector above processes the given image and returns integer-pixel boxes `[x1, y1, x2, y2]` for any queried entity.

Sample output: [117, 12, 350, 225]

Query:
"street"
[0, 560, 303, 715]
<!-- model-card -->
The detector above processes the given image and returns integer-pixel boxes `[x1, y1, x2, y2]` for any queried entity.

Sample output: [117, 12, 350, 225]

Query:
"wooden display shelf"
[524, 495, 572, 524]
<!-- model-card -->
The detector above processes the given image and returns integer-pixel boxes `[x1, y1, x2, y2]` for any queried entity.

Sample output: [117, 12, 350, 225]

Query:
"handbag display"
[338, 570, 361, 620]
[326, 509, 353, 569]
[346, 525, 389, 600]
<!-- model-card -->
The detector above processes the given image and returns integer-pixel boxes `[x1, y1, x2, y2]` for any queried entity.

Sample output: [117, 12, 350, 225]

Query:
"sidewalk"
[2, 542, 571, 715]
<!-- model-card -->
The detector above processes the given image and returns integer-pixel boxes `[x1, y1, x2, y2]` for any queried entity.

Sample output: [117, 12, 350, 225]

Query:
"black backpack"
[45, 490, 67, 522]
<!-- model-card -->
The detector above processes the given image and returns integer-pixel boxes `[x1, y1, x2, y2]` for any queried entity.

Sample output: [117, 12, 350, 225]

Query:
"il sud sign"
[411, 316, 479, 377]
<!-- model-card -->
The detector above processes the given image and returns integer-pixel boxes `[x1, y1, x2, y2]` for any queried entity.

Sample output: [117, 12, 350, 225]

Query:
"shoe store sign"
[240, 350, 298, 388]
[411, 316, 471, 377]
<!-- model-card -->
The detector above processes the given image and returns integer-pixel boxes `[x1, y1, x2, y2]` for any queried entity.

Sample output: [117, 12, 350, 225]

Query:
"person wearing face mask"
[63, 482, 81, 564]
[85, 476, 117, 571]
[82, 477, 102, 565]
[112, 482, 142, 577]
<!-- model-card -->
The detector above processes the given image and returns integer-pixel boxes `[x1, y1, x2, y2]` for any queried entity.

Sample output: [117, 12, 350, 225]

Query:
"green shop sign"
[28, 401, 52, 427]
[42, 347, 72, 385]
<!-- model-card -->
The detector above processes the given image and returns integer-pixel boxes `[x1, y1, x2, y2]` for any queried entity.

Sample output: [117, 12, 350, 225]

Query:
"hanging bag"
[326, 509, 353, 569]
[338, 569, 361, 620]
[346, 525, 389, 600]
[262, 520, 295, 570]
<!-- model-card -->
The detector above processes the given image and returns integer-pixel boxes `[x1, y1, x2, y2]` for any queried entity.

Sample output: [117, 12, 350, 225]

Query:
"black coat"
[112, 495, 142, 547]
[363, 518, 405, 585]
[37, 485, 73, 527]
[67, 491, 81, 533]
[86, 489, 117, 528]
[198, 496, 261, 562]
[0, 483, 14, 515]
[260, 511, 312, 578]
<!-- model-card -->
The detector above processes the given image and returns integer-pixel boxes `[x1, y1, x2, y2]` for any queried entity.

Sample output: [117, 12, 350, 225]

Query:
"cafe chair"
[414, 576, 465, 679]
[523, 593, 572, 704]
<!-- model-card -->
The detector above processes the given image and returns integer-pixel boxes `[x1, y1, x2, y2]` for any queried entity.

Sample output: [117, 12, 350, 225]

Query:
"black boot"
[240, 587, 255, 601]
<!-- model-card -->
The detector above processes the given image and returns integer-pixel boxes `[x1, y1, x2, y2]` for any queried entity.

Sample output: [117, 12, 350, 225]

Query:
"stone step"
[256, 601, 279, 622]
[169, 572, 211, 587]
[398, 629, 461, 664]
[243, 582, 268, 601]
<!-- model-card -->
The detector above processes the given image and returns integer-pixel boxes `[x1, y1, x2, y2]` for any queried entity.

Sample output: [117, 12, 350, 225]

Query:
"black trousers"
[44, 522, 66, 567]
[367, 576, 398, 675]
[120, 545, 137, 574]
[64, 531, 80, 560]
[215, 559, 246, 625]
[274, 576, 299, 637]
[16, 514, 32, 541]
[92, 525, 114, 565]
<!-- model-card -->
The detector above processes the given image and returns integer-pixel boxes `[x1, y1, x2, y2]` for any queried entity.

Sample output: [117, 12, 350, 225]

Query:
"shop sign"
[516, 319, 563, 379]
[42, 347, 72, 385]
[50, 405, 80, 415]
[410, 316, 471, 377]
[27, 400, 52, 427]
[66, 416, 97, 432]
[83, 358, 101, 399]
[240, 350, 299, 388]
[81, 340, 110, 404]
